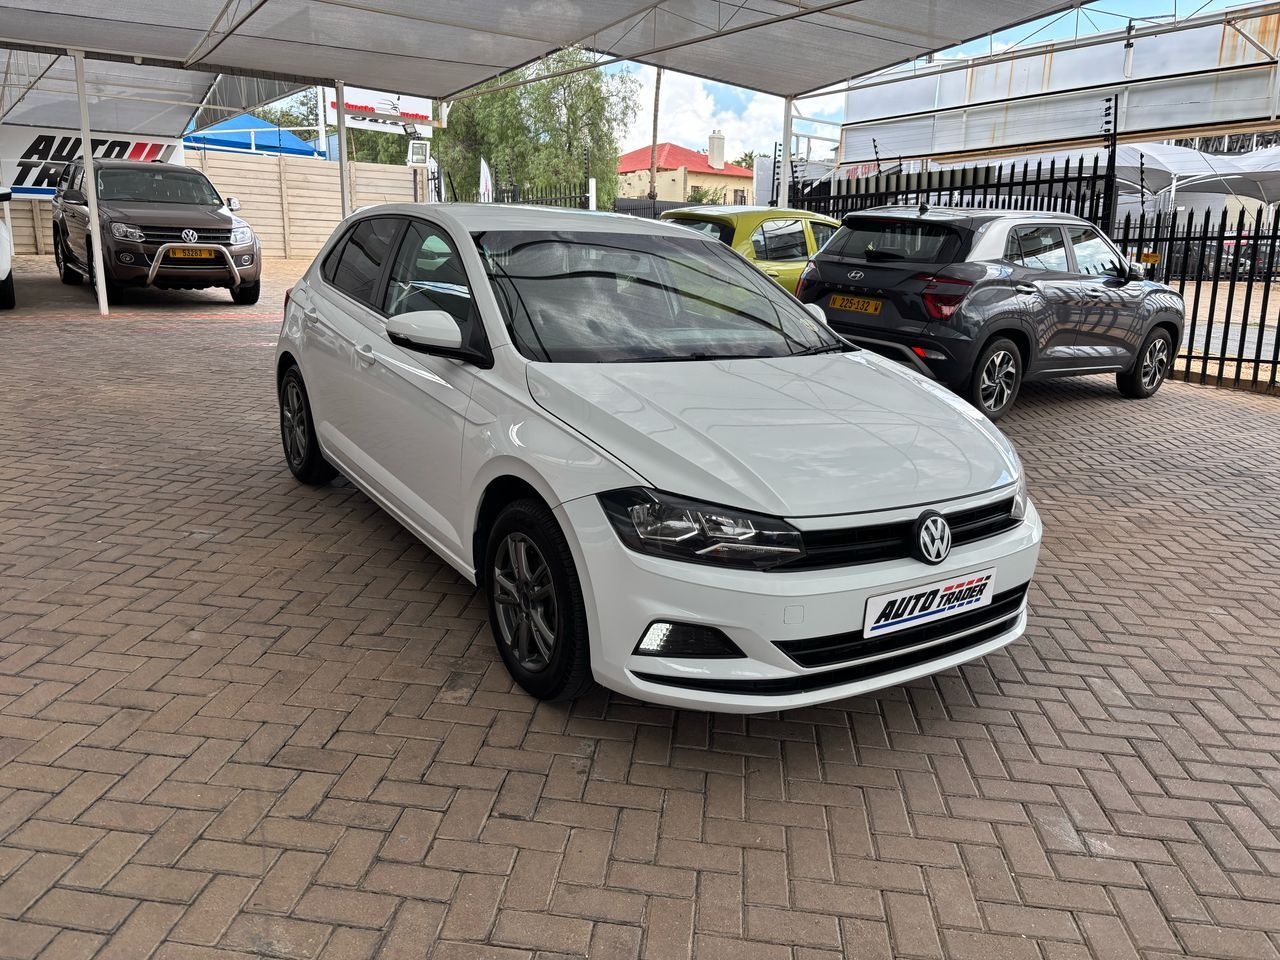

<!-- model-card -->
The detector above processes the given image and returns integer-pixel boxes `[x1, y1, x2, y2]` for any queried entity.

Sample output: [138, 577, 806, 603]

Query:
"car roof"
[70, 159, 192, 173]
[847, 205, 1091, 226]
[665, 205, 835, 221]
[351, 202, 706, 238]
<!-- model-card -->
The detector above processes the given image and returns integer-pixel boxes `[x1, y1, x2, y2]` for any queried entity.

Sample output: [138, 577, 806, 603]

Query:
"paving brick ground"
[2, 254, 1279, 959]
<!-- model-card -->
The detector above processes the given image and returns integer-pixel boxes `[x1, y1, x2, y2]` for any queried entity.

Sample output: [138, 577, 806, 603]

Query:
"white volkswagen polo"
[276, 204, 1041, 713]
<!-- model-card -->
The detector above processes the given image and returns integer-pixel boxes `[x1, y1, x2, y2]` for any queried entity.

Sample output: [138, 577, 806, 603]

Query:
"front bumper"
[106, 238, 261, 289]
[557, 492, 1042, 713]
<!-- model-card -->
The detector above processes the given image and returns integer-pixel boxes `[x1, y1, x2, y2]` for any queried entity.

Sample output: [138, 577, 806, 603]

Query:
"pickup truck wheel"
[85, 243, 122, 304]
[55, 236, 82, 286]
[231, 280, 261, 305]
[0, 270, 14, 310]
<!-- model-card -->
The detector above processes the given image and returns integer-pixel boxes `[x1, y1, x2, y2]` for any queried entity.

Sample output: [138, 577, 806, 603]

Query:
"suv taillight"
[915, 274, 973, 322]
[795, 261, 818, 300]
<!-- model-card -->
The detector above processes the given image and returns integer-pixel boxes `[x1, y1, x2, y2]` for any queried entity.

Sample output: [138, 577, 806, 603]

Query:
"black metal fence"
[1116, 207, 1280, 390]
[447, 180, 591, 208]
[791, 156, 1113, 224]
[613, 198, 700, 219]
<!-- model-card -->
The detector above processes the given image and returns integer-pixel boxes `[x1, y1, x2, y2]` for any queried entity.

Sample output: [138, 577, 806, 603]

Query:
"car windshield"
[96, 168, 223, 206]
[473, 230, 845, 363]
[827, 218, 961, 263]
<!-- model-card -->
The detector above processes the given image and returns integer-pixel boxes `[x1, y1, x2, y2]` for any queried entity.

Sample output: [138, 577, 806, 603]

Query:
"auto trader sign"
[0, 126, 183, 199]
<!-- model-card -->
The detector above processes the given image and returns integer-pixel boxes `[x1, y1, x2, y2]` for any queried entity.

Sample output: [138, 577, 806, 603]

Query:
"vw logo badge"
[181, 229, 199, 243]
[847, 269, 864, 280]
[912, 511, 952, 565]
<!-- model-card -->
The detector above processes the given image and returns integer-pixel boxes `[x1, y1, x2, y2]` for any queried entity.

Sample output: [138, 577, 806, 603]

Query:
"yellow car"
[660, 205, 840, 294]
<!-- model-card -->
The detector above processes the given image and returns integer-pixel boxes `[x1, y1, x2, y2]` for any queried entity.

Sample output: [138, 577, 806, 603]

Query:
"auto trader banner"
[0, 126, 183, 199]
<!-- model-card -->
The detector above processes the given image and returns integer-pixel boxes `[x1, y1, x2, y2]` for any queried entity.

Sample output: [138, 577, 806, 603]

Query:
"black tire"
[484, 498, 593, 702]
[0, 270, 14, 310]
[55, 235, 82, 286]
[85, 243, 122, 304]
[231, 281, 261, 305]
[1117, 327, 1173, 399]
[278, 365, 337, 485]
[967, 337, 1023, 421]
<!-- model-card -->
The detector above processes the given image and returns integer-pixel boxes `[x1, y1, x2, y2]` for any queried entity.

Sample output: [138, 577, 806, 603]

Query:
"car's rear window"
[664, 217, 733, 246]
[825, 218, 963, 264]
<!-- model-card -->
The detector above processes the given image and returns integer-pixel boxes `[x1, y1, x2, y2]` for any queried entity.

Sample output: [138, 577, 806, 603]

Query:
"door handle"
[1014, 283, 1037, 294]
[301, 305, 319, 324]
[764, 270, 780, 277]
[356, 343, 377, 366]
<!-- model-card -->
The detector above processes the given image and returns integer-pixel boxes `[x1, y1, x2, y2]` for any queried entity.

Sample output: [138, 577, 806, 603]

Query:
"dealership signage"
[0, 126, 182, 199]
[323, 87, 436, 134]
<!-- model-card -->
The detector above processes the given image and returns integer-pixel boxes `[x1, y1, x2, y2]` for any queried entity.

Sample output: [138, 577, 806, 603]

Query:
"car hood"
[99, 202, 234, 228]
[527, 352, 1020, 517]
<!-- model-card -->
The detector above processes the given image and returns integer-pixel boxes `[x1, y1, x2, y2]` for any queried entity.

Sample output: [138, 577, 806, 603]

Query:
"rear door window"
[329, 217, 402, 307]
[827, 218, 961, 263]
[1005, 225, 1070, 272]
[750, 218, 808, 261]
[808, 220, 837, 252]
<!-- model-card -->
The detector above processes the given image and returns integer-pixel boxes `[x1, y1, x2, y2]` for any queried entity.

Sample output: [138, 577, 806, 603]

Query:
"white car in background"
[0, 186, 14, 309]
[275, 204, 1042, 713]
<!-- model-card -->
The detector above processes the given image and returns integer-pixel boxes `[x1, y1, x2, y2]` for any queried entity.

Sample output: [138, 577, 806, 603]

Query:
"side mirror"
[1126, 261, 1146, 282]
[226, 196, 242, 212]
[387, 309, 464, 354]
[63, 189, 85, 205]
[0, 188, 10, 204]
[803, 302, 829, 325]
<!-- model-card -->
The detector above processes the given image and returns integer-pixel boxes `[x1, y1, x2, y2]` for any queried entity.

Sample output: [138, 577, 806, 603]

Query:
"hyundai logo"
[847, 269, 865, 280]
[913, 512, 952, 565]
[181, 229, 199, 243]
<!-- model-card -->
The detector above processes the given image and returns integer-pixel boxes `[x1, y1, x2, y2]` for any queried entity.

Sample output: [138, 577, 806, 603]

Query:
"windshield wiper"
[608, 352, 768, 363]
[790, 343, 852, 356]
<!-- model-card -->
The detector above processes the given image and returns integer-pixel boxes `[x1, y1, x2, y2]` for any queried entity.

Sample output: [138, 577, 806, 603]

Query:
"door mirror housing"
[1126, 261, 1146, 282]
[803, 302, 829, 325]
[63, 188, 85, 205]
[226, 196, 242, 212]
[386, 310, 491, 367]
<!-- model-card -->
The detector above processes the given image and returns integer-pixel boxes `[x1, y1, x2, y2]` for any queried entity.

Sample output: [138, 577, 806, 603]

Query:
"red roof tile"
[617, 142, 753, 178]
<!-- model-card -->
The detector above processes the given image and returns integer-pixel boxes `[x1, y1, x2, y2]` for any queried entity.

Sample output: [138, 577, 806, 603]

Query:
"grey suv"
[796, 207, 1185, 419]
[52, 159, 261, 304]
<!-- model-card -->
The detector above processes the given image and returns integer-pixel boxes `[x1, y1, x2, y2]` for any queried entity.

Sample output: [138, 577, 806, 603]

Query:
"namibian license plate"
[863, 568, 996, 637]
[168, 248, 217, 259]
[829, 294, 882, 315]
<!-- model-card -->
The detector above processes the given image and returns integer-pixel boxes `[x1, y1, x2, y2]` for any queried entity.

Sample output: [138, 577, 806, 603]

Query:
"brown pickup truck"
[51, 158, 261, 304]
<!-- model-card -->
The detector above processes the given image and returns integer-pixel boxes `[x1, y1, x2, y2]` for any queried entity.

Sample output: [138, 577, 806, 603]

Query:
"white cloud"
[619, 65, 843, 165]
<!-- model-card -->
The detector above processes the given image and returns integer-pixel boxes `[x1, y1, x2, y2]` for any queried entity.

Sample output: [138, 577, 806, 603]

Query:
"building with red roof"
[617, 131, 754, 203]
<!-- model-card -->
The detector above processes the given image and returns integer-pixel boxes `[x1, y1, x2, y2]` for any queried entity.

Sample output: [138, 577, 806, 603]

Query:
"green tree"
[687, 185, 726, 204]
[732, 150, 761, 170]
[434, 50, 638, 207]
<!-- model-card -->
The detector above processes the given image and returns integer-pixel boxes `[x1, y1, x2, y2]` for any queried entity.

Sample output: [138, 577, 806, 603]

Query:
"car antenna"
[918, 201, 929, 215]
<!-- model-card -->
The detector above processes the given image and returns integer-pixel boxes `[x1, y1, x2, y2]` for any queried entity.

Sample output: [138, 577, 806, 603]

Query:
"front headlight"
[598, 488, 804, 570]
[230, 226, 253, 246]
[1011, 473, 1029, 520]
[110, 222, 145, 242]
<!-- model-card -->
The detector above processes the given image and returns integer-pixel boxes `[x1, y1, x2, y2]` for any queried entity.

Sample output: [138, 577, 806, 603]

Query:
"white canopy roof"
[0, 0, 1076, 135]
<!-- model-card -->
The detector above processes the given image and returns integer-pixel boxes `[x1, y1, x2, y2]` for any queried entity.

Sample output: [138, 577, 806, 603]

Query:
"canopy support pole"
[73, 50, 109, 317]
[335, 80, 350, 218]
[779, 97, 794, 208]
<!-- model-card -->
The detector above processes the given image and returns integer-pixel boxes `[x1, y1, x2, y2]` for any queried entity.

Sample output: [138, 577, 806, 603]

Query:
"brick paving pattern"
[2, 254, 1279, 959]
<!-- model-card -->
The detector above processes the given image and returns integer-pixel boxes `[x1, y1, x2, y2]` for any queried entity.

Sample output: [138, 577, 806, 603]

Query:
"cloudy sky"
[615, 0, 1239, 161]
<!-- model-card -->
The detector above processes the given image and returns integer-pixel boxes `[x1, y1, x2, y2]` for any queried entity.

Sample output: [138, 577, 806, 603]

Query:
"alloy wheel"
[280, 378, 308, 468]
[493, 532, 558, 672]
[980, 349, 1017, 412]
[1142, 338, 1170, 391]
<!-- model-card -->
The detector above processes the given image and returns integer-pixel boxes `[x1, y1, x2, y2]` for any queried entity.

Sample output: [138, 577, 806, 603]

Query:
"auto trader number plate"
[829, 294, 882, 315]
[863, 568, 997, 637]
[167, 248, 217, 259]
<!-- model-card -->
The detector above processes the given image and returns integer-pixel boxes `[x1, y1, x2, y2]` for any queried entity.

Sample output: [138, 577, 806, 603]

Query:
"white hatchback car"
[276, 204, 1042, 713]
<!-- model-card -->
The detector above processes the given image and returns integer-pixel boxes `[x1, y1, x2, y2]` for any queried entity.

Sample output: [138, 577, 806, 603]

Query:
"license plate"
[829, 294, 882, 315]
[167, 248, 217, 259]
[864, 568, 996, 637]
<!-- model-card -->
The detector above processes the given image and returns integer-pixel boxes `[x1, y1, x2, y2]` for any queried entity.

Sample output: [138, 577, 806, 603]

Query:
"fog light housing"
[634, 622, 744, 658]
[240, 254, 253, 266]
[118, 252, 135, 264]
